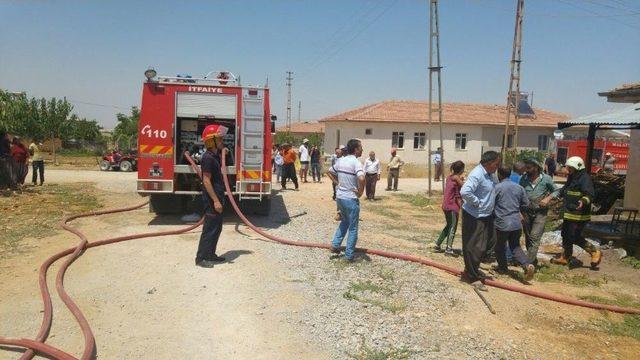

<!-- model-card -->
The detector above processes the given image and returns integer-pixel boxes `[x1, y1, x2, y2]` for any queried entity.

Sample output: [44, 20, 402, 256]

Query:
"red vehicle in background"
[555, 139, 629, 174]
[100, 150, 137, 172]
[136, 69, 275, 215]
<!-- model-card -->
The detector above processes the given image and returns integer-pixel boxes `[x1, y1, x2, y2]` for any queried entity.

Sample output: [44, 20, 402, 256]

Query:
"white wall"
[481, 127, 556, 152]
[624, 130, 640, 209]
[323, 121, 555, 165]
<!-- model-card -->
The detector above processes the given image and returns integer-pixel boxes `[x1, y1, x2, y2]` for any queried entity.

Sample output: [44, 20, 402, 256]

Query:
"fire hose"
[1, 149, 639, 360]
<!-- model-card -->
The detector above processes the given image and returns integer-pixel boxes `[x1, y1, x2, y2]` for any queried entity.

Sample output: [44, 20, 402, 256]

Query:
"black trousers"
[561, 220, 588, 258]
[461, 210, 493, 282]
[32, 160, 44, 184]
[495, 229, 529, 269]
[196, 196, 224, 262]
[281, 163, 298, 189]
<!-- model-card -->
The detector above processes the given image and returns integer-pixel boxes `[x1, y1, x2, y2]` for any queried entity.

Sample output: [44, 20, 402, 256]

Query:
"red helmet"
[201, 124, 229, 142]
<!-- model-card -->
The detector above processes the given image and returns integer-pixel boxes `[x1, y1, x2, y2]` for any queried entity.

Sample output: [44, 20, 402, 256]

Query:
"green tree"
[113, 107, 140, 149]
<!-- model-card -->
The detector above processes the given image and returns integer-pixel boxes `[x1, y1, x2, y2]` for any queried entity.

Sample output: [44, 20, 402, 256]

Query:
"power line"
[468, 0, 640, 18]
[300, 0, 384, 71]
[67, 99, 132, 111]
[300, 0, 386, 75]
[556, 0, 640, 30]
[301, 0, 399, 77]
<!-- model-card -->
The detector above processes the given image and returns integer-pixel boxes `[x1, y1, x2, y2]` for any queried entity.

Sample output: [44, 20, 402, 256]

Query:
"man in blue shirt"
[460, 151, 501, 289]
[509, 161, 525, 184]
[494, 165, 535, 281]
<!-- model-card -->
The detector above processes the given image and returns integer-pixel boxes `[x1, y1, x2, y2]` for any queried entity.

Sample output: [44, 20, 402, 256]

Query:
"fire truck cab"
[136, 69, 274, 215]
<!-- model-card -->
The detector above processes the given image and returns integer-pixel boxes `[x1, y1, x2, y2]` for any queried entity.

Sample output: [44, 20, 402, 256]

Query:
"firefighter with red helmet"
[195, 124, 229, 268]
[551, 156, 602, 269]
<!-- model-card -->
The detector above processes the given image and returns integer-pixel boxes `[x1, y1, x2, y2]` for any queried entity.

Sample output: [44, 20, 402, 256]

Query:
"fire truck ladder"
[238, 91, 266, 201]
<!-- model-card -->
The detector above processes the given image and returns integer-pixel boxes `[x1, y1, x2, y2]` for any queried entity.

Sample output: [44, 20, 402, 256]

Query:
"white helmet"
[565, 156, 585, 171]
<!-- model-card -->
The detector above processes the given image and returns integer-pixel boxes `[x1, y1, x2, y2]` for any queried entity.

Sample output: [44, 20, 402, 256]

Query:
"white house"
[320, 100, 569, 165]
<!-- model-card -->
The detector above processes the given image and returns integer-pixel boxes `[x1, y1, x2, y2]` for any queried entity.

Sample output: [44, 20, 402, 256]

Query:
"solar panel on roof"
[509, 92, 536, 118]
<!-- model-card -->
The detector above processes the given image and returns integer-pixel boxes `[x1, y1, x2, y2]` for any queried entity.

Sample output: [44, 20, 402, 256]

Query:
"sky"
[1, 0, 639, 129]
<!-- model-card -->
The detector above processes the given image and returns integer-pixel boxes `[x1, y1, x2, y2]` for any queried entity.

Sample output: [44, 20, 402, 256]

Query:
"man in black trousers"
[195, 124, 229, 268]
[459, 151, 501, 291]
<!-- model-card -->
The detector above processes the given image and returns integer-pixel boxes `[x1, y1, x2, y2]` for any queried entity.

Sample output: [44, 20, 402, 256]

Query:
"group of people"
[0, 131, 45, 190]
[272, 139, 322, 191]
[433, 151, 601, 290]
[325, 140, 602, 285]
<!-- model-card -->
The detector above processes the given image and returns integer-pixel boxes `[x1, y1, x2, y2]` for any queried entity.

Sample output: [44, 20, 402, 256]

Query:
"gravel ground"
[246, 186, 525, 359]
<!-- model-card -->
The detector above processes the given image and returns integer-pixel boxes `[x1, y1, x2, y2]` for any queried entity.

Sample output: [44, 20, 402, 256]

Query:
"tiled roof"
[319, 100, 569, 128]
[276, 121, 324, 133]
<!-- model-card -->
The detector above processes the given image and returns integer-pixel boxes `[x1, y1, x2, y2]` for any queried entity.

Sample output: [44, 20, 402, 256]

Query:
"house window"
[365, 128, 372, 135]
[336, 129, 341, 148]
[392, 131, 404, 149]
[413, 132, 426, 150]
[455, 133, 467, 150]
[538, 135, 549, 151]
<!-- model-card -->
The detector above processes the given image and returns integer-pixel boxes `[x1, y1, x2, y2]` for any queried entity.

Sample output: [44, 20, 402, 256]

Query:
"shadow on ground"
[147, 193, 293, 230]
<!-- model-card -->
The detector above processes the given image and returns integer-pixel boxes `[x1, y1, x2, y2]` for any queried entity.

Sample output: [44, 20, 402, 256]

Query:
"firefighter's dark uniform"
[559, 168, 596, 259]
[195, 149, 226, 263]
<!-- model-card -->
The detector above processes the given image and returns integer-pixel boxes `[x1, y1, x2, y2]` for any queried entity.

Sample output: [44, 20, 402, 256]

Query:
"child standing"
[494, 165, 535, 281]
[434, 161, 465, 257]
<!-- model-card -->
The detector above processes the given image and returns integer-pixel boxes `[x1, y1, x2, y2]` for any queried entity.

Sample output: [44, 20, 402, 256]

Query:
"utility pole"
[297, 100, 302, 122]
[501, 0, 525, 160]
[428, 0, 445, 196]
[286, 71, 293, 129]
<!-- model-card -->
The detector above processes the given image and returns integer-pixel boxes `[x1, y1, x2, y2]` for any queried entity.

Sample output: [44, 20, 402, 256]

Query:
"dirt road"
[2, 169, 639, 359]
[0, 170, 326, 359]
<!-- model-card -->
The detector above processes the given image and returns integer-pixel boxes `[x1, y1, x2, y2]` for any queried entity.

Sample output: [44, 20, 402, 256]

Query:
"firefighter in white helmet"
[195, 124, 229, 268]
[551, 156, 602, 268]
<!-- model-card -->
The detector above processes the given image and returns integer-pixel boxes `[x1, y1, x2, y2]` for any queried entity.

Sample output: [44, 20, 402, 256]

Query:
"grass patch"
[343, 291, 407, 313]
[348, 339, 416, 360]
[593, 314, 640, 340]
[534, 264, 605, 287]
[377, 268, 395, 282]
[622, 256, 640, 269]
[607, 315, 640, 339]
[394, 193, 433, 208]
[366, 205, 397, 218]
[578, 294, 640, 309]
[348, 280, 393, 296]
[331, 257, 361, 270]
[342, 272, 406, 314]
[0, 184, 101, 255]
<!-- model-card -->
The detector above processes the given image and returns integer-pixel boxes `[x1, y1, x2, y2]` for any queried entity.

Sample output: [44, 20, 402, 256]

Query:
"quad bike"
[99, 150, 137, 172]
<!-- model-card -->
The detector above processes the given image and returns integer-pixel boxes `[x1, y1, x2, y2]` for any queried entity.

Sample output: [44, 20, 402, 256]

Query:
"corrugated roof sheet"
[558, 103, 640, 128]
[319, 100, 569, 128]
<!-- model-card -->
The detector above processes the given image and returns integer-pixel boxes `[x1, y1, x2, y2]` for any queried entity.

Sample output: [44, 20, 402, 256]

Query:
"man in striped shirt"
[327, 139, 365, 261]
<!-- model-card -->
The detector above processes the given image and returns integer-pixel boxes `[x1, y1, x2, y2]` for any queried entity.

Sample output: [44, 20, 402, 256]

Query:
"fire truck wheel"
[241, 198, 271, 216]
[150, 194, 183, 214]
[120, 160, 133, 172]
[99, 160, 110, 171]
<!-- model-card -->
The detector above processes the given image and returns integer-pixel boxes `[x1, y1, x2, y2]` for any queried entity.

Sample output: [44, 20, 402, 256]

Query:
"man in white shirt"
[433, 147, 443, 182]
[327, 139, 365, 261]
[363, 151, 380, 200]
[298, 139, 310, 183]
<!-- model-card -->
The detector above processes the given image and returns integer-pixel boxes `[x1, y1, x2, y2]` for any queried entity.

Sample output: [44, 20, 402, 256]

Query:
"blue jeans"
[332, 198, 360, 260]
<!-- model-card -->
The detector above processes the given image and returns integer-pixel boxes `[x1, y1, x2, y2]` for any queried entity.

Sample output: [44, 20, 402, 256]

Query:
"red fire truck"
[136, 69, 275, 215]
[555, 139, 629, 174]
